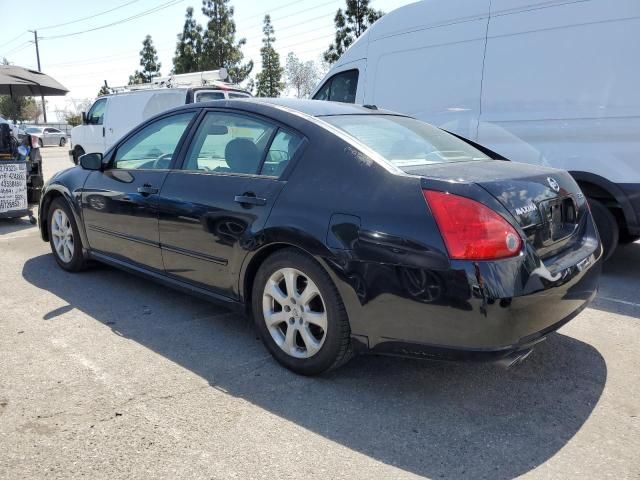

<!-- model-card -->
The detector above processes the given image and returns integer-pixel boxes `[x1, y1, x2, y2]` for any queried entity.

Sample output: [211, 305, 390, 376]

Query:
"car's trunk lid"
[405, 160, 589, 258]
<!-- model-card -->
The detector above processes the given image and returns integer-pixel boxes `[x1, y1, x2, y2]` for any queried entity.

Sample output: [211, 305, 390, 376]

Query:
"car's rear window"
[322, 115, 489, 167]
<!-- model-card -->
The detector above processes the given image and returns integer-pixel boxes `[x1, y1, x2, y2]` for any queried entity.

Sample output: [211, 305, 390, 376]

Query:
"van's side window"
[313, 69, 359, 104]
[86, 98, 107, 125]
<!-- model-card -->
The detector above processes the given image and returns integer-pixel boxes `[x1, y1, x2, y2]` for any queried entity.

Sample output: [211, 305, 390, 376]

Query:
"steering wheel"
[152, 153, 173, 169]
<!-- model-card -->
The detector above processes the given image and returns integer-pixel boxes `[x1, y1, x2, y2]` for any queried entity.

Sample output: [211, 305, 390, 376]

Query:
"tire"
[59, 137, 66, 147]
[48, 197, 87, 272]
[252, 248, 352, 375]
[38, 138, 43, 148]
[589, 198, 619, 261]
[72, 146, 85, 165]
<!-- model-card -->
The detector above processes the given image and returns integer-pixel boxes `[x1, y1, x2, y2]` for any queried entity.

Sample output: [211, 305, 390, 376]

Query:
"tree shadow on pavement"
[23, 254, 607, 480]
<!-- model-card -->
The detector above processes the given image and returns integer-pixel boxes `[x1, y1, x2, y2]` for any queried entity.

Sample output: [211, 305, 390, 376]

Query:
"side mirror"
[79, 152, 103, 171]
[81, 112, 87, 124]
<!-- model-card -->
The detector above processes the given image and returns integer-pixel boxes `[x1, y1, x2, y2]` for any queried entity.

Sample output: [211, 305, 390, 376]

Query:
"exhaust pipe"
[495, 348, 533, 369]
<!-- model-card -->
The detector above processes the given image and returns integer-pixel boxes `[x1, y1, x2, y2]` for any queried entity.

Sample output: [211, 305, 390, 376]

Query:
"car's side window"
[260, 130, 303, 177]
[312, 69, 359, 103]
[86, 98, 107, 125]
[183, 112, 276, 175]
[113, 112, 195, 170]
[329, 70, 358, 103]
[313, 79, 331, 101]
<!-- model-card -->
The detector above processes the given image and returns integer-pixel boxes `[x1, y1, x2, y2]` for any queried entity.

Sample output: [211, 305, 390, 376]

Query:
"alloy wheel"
[51, 208, 74, 263]
[262, 267, 327, 359]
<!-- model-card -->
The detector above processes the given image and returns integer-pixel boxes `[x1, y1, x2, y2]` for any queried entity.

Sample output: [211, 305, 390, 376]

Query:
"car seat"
[225, 138, 260, 174]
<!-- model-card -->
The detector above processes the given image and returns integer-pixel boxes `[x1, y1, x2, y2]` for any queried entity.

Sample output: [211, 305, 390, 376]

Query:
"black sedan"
[38, 99, 602, 375]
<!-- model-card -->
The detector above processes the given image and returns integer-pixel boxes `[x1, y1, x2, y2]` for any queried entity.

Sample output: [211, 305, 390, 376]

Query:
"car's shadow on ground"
[0, 217, 36, 236]
[23, 254, 606, 479]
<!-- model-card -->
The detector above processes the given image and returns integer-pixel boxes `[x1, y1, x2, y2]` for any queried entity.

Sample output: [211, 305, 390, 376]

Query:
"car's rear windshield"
[322, 115, 489, 167]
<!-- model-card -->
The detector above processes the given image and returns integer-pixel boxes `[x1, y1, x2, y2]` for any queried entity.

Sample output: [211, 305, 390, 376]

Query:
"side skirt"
[89, 251, 245, 314]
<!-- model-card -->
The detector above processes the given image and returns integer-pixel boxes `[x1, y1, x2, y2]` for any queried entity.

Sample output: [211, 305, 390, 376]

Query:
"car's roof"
[177, 97, 406, 118]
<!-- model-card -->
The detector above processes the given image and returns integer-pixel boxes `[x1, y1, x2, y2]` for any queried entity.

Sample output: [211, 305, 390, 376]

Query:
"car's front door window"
[113, 112, 195, 170]
[183, 112, 276, 174]
[86, 98, 107, 125]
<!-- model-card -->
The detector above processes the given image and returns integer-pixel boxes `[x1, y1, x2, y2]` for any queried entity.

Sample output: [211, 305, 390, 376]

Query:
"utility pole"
[29, 30, 47, 123]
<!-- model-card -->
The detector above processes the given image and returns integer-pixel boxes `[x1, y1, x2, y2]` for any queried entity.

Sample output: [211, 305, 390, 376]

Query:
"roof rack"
[111, 68, 232, 93]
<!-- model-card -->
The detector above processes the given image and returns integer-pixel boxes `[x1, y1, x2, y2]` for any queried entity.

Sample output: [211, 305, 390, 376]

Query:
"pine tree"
[200, 0, 253, 83]
[129, 35, 161, 85]
[324, 0, 383, 64]
[256, 15, 284, 97]
[173, 7, 203, 74]
[97, 84, 111, 97]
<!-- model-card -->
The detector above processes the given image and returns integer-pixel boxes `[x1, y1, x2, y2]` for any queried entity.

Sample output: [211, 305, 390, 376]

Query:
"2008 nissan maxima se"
[38, 99, 602, 375]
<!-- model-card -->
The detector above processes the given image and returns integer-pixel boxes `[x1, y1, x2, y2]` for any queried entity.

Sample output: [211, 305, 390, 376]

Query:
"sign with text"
[0, 162, 28, 214]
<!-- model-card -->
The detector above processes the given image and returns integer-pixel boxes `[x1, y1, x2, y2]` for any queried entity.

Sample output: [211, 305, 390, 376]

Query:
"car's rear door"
[81, 111, 197, 271]
[157, 110, 303, 299]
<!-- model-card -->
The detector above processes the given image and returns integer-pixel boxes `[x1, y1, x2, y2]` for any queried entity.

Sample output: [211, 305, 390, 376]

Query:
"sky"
[0, 0, 413, 121]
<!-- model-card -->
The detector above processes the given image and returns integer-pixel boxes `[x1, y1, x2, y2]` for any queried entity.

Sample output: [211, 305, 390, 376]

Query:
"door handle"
[137, 184, 159, 195]
[234, 193, 267, 206]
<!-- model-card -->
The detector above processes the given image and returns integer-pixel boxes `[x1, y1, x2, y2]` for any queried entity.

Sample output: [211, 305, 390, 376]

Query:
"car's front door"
[81, 111, 196, 270]
[157, 110, 303, 298]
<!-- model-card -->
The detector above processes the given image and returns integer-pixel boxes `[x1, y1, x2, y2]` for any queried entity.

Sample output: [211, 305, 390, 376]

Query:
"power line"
[1, 41, 33, 58]
[243, 12, 336, 45]
[37, 0, 145, 31]
[243, 0, 340, 31]
[40, 0, 185, 40]
[236, 0, 310, 23]
[0, 31, 28, 50]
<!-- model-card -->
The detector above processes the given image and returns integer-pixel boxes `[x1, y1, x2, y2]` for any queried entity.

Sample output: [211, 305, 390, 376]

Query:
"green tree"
[129, 35, 161, 85]
[0, 96, 38, 122]
[200, 0, 253, 83]
[64, 113, 82, 127]
[173, 7, 203, 74]
[324, 0, 383, 64]
[255, 15, 284, 97]
[97, 84, 111, 97]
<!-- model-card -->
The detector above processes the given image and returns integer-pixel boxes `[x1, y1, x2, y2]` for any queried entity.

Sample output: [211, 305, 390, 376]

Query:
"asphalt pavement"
[0, 147, 638, 479]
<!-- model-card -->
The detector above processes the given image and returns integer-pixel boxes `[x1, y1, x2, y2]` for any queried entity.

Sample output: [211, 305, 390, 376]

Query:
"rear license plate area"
[540, 196, 578, 244]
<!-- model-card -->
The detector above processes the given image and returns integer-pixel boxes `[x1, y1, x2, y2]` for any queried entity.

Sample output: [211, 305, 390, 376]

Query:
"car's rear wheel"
[48, 198, 87, 272]
[252, 249, 352, 375]
[38, 138, 43, 148]
[589, 198, 619, 261]
[59, 137, 66, 147]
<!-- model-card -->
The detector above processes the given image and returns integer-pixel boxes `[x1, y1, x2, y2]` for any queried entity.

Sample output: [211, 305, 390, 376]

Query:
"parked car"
[312, 0, 640, 260]
[69, 80, 251, 164]
[39, 99, 602, 375]
[24, 126, 67, 147]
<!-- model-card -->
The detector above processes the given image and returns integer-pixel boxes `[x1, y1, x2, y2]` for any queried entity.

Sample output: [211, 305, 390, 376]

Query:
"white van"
[312, 0, 640, 258]
[70, 80, 250, 163]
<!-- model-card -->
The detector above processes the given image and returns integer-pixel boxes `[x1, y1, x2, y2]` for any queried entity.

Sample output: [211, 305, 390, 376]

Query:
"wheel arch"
[570, 170, 638, 233]
[240, 242, 321, 314]
[39, 186, 87, 247]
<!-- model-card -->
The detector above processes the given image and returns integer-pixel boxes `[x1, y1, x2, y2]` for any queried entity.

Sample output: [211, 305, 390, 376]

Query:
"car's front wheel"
[252, 249, 352, 375]
[48, 197, 87, 272]
[59, 137, 66, 147]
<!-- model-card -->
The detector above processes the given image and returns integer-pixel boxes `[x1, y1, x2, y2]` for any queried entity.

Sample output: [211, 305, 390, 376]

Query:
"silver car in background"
[25, 126, 68, 147]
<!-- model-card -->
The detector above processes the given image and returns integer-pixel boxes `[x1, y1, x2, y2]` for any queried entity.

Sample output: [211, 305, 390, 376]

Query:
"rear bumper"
[327, 222, 602, 362]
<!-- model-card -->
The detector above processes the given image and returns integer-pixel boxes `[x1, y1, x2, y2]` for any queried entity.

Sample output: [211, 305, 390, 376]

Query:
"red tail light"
[423, 190, 522, 260]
